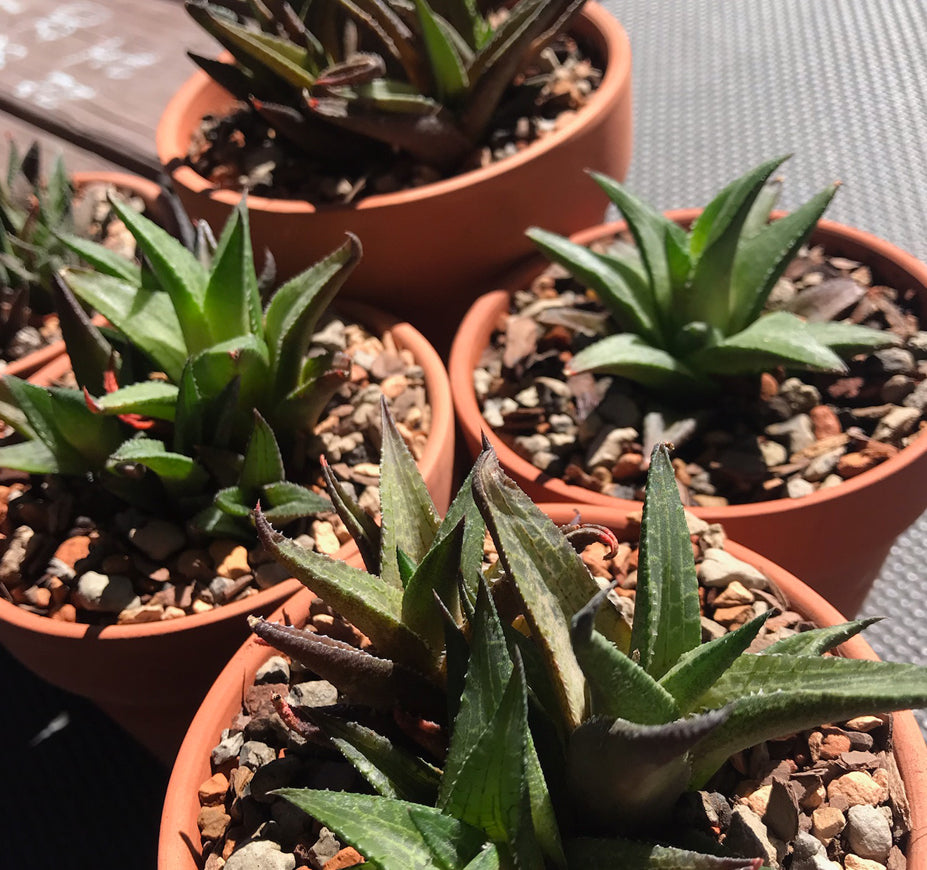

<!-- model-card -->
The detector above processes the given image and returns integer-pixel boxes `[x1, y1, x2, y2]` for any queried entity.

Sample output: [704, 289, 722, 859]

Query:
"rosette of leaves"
[185, 0, 588, 172]
[527, 155, 897, 395]
[0, 142, 76, 349]
[0, 195, 359, 537]
[246, 410, 927, 868]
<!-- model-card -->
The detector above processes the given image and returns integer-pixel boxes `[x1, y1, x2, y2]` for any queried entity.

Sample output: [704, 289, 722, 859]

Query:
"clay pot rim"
[158, 505, 927, 868]
[155, 3, 631, 215]
[449, 211, 927, 522]
[0, 301, 452, 642]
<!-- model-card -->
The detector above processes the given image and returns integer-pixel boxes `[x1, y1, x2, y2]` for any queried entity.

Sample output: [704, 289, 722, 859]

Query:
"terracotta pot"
[1, 172, 167, 381]
[450, 211, 927, 617]
[158, 507, 927, 869]
[0, 305, 453, 762]
[155, 3, 633, 350]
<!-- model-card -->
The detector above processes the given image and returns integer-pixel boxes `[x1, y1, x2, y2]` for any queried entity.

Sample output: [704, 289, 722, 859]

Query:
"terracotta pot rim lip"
[0, 308, 451, 642]
[155, 2, 631, 214]
[160, 511, 927, 869]
[71, 171, 164, 202]
[451, 212, 927, 519]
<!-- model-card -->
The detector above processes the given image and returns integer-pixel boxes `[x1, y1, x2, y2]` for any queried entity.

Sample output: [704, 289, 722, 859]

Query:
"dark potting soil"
[476, 240, 927, 508]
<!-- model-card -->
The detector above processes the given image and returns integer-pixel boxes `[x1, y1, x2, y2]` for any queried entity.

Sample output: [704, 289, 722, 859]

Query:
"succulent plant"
[185, 0, 589, 172]
[0, 142, 76, 350]
[246, 402, 927, 869]
[527, 155, 897, 396]
[0, 195, 361, 538]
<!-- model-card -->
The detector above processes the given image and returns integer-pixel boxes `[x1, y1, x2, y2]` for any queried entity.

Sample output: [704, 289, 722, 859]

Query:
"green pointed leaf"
[691, 311, 847, 375]
[571, 588, 680, 725]
[261, 480, 331, 521]
[321, 457, 381, 574]
[568, 333, 705, 392]
[310, 710, 440, 804]
[239, 411, 285, 495]
[803, 319, 898, 354]
[472, 447, 595, 730]
[690, 655, 927, 785]
[401, 519, 465, 652]
[759, 617, 881, 657]
[433, 466, 486, 595]
[658, 611, 771, 714]
[631, 445, 702, 679]
[729, 183, 839, 331]
[527, 227, 658, 342]
[254, 510, 432, 672]
[567, 838, 763, 869]
[62, 268, 188, 381]
[264, 234, 360, 400]
[107, 197, 211, 353]
[567, 709, 730, 830]
[58, 232, 141, 283]
[414, 0, 468, 101]
[275, 790, 489, 869]
[589, 171, 685, 315]
[92, 380, 179, 420]
[214, 485, 252, 517]
[686, 156, 789, 330]
[0, 439, 63, 474]
[741, 177, 782, 240]
[203, 200, 262, 342]
[106, 436, 209, 492]
[378, 399, 440, 589]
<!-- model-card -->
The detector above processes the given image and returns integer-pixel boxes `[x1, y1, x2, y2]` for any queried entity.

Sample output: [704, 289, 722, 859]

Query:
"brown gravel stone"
[323, 848, 365, 869]
[812, 805, 846, 841]
[198, 772, 229, 806]
[311, 520, 341, 556]
[611, 452, 644, 480]
[197, 805, 231, 841]
[837, 451, 882, 478]
[210, 541, 251, 579]
[810, 405, 842, 439]
[52, 535, 92, 570]
[828, 771, 888, 807]
[49, 603, 77, 622]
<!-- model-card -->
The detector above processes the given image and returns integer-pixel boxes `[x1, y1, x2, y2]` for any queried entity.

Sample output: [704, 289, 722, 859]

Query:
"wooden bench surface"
[0, 0, 217, 175]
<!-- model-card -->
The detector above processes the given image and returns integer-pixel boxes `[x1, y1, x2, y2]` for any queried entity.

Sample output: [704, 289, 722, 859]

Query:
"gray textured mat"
[608, 0, 927, 732]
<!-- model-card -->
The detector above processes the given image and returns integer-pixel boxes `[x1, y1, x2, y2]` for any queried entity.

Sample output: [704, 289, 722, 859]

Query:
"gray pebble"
[874, 347, 916, 375]
[759, 439, 788, 468]
[872, 405, 921, 442]
[766, 414, 815, 454]
[514, 385, 540, 408]
[255, 656, 290, 685]
[725, 805, 781, 867]
[586, 426, 638, 468]
[211, 729, 245, 767]
[880, 374, 915, 404]
[240, 740, 277, 770]
[780, 378, 821, 413]
[72, 571, 140, 613]
[801, 450, 843, 483]
[845, 804, 892, 861]
[288, 680, 339, 708]
[903, 380, 927, 413]
[128, 520, 186, 561]
[254, 562, 291, 590]
[223, 840, 296, 870]
[698, 548, 770, 589]
[907, 331, 927, 358]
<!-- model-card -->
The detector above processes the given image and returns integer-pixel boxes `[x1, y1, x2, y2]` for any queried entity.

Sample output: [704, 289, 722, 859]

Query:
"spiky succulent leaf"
[414, 0, 469, 101]
[90, 380, 179, 421]
[566, 708, 730, 830]
[378, 399, 440, 589]
[566, 839, 763, 869]
[657, 611, 771, 714]
[571, 587, 680, 725]
[631, 444, 702, 679]
[264, 233, 360, 402]
[202, 199, 262, 341]
[276, 789, 493, 869]
[58, 232, 141, 283]
[308, 709, 441, 803]
[106, 436, 210, 495]
[689, 655, 927, 785]
[690, 310, 847, 375]
[802, 319, 899, 354]
[759, 617, 881, 657]
[729, 183, 838, 331]
[239, 410, 284, 495]
[107, 198, 212, 353]
[567, 333, 705, 391]
[50, 274, 115, 395]
[321, 456, 381, 574]
[260, 480, 331, 522]
[432, 465, 486, 594]
[61, 269, 187, 381]
[526, 226, 659, 342]
[254, 508, 434, 673]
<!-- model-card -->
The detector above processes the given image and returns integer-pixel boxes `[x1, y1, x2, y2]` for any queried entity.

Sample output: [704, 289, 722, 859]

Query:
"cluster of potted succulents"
[2, 0, 927, 867]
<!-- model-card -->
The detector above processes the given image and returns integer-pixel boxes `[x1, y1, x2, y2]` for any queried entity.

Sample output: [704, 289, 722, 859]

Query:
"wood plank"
[0, 0, 218, 175]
